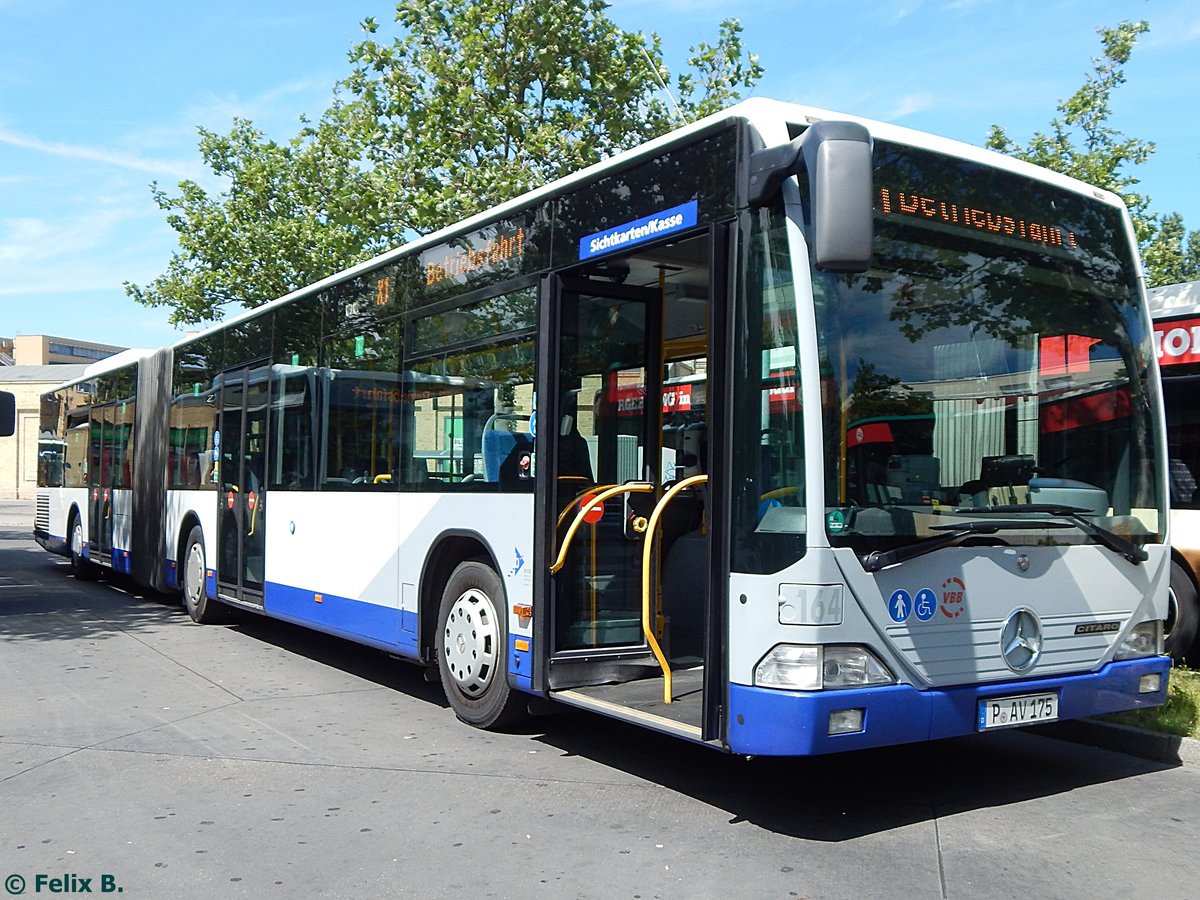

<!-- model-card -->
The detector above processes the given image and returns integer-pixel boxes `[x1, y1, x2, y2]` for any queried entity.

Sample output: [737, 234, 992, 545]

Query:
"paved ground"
[2, 499, 1199, 898]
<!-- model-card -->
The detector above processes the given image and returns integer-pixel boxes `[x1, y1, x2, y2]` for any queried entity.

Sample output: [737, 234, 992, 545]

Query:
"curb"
[1035, 718, 1200, 768]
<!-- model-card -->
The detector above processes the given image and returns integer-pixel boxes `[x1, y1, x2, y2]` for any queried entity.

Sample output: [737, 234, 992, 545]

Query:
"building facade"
[6, 334, 123, 367]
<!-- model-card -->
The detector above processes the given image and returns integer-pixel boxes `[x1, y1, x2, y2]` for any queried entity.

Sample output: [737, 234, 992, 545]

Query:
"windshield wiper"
[954, 504, 1149, 565]
[861, 519, 1073, 572]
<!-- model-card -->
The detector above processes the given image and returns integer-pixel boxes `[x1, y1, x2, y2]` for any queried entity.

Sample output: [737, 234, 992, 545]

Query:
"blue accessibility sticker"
[887, 589, 912, 623]
[914, 588, 937, 621]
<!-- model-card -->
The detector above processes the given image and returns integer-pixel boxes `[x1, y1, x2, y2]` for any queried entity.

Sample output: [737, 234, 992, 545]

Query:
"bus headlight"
[823, 645, 895, 688]
[1115, 620, 1163, 659]
[754, 644, 895, 690]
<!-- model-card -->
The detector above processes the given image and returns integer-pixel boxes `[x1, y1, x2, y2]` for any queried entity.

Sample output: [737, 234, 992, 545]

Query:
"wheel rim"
[71, 521, 83, 558]
[185, 541, 205, 607]
[442, 588, 499, 697]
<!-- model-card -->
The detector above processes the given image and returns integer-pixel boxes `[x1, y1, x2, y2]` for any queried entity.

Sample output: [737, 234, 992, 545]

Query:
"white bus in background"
[34, 350, 149, 581]
[1148, 279, 1200, 663]
[35, 99, 1171, 757]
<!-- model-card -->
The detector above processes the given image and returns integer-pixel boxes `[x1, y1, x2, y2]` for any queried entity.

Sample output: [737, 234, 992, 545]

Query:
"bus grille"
[35, 495, 50, 533]
[885, 611, 1120, 684]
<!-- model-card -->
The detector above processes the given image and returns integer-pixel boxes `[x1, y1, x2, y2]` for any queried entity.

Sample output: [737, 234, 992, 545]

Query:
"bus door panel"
[87, 403, 113, 565]
[540, 230, 719, 738]
[548, 279, 657, 658]
[217, 367, 268, 606]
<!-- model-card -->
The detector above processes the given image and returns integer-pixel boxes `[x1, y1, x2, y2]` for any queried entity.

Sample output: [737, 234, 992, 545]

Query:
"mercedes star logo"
[1000, 608, 1043, 673]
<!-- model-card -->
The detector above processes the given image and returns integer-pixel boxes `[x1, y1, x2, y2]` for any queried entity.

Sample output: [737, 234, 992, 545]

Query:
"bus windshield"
[813, 140, 1163, 557]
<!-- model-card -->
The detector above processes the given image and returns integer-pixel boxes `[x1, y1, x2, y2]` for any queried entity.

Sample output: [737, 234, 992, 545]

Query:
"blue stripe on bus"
[110, 549, 133, 574]
[37, 534, 69, 556]
[508, 634, 533, 693]
[164, 560, 179, 590]
[726, 656, 1172, 756]
[264, 581, 420, 657]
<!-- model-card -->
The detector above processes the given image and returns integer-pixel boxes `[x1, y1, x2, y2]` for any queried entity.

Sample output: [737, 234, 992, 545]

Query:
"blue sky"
[1, 0, 1197, 351]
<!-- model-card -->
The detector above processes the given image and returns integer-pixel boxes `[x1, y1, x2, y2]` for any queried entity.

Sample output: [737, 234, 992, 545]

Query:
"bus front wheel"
[436, 560, 524, 729]
[181, 526, 232, 625]
[1166, 560, 1199, 666]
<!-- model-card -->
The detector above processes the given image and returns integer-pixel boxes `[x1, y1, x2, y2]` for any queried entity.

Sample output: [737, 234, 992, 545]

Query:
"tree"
[985, 20, 1196, 286]
[1142, 212, 1200, 286]
[128, 1, 762, 326]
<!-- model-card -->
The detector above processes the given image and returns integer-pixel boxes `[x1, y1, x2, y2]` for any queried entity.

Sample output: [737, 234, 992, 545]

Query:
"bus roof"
[1147, 280, 1200, 319]
[44, 347, 153, 394]
[171, 97, 1134, 354]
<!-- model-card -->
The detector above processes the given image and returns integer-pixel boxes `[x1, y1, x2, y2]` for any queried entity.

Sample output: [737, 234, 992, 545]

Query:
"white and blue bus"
[1148, 279, 1200, 664]
[36, 99, 1171, 755]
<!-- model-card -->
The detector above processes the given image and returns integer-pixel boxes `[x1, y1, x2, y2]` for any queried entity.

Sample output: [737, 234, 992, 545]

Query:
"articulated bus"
[35, 99, 1170, 756]
[1148, 279, 1200, 663]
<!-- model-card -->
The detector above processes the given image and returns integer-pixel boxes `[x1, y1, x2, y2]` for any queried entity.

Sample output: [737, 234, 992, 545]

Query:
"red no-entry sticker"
[581, 494, 604, 524]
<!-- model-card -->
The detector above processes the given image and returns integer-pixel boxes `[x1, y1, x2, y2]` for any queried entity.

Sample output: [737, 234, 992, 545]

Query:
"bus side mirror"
[747, 120, 874, 273]
[0, 391, 14, 437]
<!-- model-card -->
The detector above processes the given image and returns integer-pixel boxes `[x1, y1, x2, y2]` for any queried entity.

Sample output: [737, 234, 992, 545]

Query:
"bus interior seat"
[498, 434, 534, 488]
[483, 429, 534, 486]
[980, 453, 1035, 506]
[482, 430, 517, 482]
[660, 489, 708, 663]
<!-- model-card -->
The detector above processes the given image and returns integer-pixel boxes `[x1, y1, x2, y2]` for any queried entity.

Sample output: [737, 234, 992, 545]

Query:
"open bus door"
[216, 366, 269, 608]
[535, 228, 728, 745]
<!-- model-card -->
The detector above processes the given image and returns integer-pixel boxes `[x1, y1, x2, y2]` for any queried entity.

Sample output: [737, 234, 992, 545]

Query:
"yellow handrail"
[641, 474, 708, 704]
[548, 482, 654, 574]
[555, 482, 623, 529]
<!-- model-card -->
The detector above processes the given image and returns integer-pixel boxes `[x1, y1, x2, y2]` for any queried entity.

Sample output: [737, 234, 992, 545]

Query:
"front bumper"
[727, 656, 1171, 756]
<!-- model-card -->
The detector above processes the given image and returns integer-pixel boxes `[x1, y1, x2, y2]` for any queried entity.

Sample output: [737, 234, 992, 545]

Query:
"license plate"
[977, 692, 1059, 730]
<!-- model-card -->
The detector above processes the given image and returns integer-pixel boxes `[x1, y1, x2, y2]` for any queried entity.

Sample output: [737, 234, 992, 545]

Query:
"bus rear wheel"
[181, 526, 232, 624]
[436, 560, 524, 729]
[69, 514, 98, 581]
[1166, 559, 1199, 665]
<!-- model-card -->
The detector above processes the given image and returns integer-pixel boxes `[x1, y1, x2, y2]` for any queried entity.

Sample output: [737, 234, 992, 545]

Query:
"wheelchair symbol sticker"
[914, 588, 937, 621]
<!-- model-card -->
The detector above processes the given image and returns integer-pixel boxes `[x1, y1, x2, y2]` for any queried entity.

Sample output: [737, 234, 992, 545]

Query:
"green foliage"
[128, 0, 762, 325]
[986, 20, 1196, 287]
[1142, 212, 1200, 287]
[127, 107, 395, 325]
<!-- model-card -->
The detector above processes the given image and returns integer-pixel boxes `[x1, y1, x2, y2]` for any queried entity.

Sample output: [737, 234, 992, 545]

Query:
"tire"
[69, 513, 99, 581]
[436, 560, 524, 729]
[1165, 559, 1199, 666]
[181, 526, 233, 624]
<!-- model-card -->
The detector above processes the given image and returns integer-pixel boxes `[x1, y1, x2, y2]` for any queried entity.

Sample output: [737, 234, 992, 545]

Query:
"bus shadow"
[228, 613, 450, 708]
[525, 706, 1175, 841]
[0, 542, 194, 642]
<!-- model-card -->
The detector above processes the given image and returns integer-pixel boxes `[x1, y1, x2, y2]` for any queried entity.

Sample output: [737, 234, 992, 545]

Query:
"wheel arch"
[65, 502, 84, 556]
[418, 529, 502, 663]
[176, 511, 204, 568]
